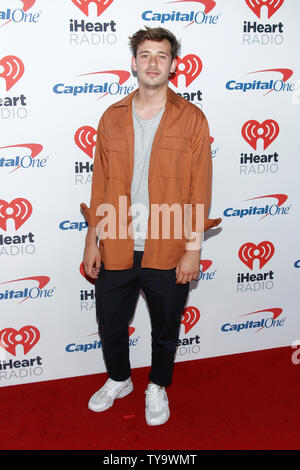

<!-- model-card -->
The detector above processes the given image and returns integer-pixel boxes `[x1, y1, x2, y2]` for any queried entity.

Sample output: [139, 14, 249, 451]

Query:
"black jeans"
[95, 250, 190, 387]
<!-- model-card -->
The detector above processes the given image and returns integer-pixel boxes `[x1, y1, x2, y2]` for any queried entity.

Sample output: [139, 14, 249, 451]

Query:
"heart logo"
[74, 126, 97, 158]
[71, 0, 114, 17]
[245, 0, 284, 19]
[238, 241, 275, 269]
[170, 54, 203, 88]
[0, 198, 33, 231]
[0, 326, 40, 356]
[181, 306, 200, 334]
[0, 55, 24, 91]
[242, 119, 279, 150]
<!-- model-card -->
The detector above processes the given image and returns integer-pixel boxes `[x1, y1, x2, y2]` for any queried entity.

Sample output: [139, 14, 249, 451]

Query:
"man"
[81, 27, 220, 426]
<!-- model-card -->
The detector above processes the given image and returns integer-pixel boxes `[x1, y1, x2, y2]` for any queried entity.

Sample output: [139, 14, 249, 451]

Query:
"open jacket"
[81, 87, 219, 270]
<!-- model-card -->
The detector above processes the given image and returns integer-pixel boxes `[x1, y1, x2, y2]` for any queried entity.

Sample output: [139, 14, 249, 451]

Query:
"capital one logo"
[71, 0, 114, 16]
[0, 1, 37, 29]
[241, 308, 283, 333]
[167, 0, 216, 14]
[0, 143, 43, 173]
[128, 326, 135, 337]
[242, 119, 279, 150]
[245, 194, 288, 220]
[223, 193, 290, 221]
[0, 55, 24, 91]
[226, 68, 294, 95]
[53, 69, 132, 99]
[0, 276, 52, 304]
[77, 70, 131, 100]
[222, 308, 284, 334]
[170, 55, 203, 87]
[75, 126, 97, 158]
[0, 325, 40, 356]
[181, 306, 200, 333]
[0, 198, 32, 231]
[251, 69, 293, 95]
[239, 241, 275, 269]
[200, 260, 212, 272]
[245, 0, 284, 19]
[16, 0, 36, 11]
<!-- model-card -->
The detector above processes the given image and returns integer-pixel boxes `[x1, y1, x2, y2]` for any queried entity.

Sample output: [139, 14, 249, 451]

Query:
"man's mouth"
[146, 70, 160, 75]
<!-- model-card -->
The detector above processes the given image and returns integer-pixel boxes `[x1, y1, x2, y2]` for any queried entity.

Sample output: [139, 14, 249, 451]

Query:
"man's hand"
[83, 228, 101, 279]
[175, 250, 201, 284]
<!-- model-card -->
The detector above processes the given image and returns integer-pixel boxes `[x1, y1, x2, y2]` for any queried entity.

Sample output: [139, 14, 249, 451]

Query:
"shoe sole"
[88, 381, 133, 413]
[146, 409, 170, 426]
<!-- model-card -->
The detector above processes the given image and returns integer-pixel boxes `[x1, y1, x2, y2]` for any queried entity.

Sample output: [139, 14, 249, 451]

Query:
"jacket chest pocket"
[154, 136, 188, 179]
[108, 138, 128, 179]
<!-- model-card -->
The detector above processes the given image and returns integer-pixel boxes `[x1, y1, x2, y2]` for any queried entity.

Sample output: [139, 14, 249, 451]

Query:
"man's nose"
[150, 56, 158, 67]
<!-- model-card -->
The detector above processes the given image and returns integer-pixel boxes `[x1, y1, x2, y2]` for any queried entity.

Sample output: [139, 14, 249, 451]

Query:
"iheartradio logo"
[0, 325, 40, 356]
[0, 55, 24, 91]
[0, 198, 32, 231]
[242, 119, 279, 150]
[74, 126, 97, 158]
[245, 0, 284, 19]
[181, 306, 200, 334]
[170, 55, 203, 88]
[239, 241, 275, 269]
[71, 0, 114, 16]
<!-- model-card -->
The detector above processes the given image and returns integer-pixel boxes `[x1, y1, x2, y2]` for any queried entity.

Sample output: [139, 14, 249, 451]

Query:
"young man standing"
[81, 27, 218, 426]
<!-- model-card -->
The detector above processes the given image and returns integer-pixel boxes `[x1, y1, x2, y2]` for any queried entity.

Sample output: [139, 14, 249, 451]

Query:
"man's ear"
[131, 56, 137, 72]
[170, 57, 177, 74]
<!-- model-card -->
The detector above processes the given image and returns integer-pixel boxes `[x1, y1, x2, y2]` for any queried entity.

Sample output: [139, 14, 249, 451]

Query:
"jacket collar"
[111, 86, 181, 109]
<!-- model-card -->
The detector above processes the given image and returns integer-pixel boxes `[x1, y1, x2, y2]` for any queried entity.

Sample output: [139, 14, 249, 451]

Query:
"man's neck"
[133, 85, 168, 119]
[134, 84, 168, 109]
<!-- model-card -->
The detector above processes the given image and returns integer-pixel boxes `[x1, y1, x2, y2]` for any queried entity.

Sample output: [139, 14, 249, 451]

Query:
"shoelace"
[98, 379, 125, 397]
[146, 386, 166, 411]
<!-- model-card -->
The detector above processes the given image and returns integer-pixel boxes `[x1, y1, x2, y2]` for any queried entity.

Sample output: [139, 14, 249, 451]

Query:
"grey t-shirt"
[131, 98, 165, 251]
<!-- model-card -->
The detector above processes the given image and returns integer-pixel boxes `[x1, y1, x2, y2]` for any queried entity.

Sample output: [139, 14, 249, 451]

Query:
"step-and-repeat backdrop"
[1, 0, 299, 387]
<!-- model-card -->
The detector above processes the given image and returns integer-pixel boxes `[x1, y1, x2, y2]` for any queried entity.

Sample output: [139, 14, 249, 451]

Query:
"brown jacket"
[81, 87, 218, 270]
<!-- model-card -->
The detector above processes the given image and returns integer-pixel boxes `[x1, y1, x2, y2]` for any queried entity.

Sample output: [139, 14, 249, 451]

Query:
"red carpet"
[1, 346, 299, 450]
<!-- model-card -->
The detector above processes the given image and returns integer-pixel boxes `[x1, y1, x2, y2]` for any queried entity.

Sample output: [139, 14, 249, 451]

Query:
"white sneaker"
[145, 383, 170, 426]
[88, 377, 133, 412]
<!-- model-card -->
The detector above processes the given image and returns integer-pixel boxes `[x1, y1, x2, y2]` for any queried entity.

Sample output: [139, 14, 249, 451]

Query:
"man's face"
[131, 39, 177, 90]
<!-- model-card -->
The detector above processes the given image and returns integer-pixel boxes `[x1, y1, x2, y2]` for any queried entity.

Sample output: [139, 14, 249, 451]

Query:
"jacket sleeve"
[185, 110, 212, 250]
[80, 115, 109, 229]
